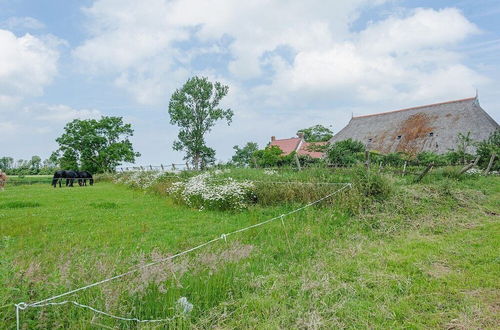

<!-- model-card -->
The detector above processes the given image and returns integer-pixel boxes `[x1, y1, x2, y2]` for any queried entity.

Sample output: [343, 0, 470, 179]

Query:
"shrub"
[253, 146, 295, 168]
[326, 139, 365, 166]
[167, 172, 255, 211]
[416, 151, 448, 166]
[113, 171, 166, 189]
[351, 167, 392, 201]
[476, 130, 499, 171]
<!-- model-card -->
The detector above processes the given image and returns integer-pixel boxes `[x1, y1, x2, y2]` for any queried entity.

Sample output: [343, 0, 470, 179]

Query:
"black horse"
[65, 170, 78, 187]
[52, 170, 67, 188]
[77, 171, 94, 186]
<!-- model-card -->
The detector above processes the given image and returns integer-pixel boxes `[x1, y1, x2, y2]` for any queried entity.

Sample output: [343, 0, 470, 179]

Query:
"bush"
[416, 151, 448, 166]
[113, 171, 167, 189]
[351, 167, 392, 201]
[167, 171, 255, 211]
[326, 139, 365, 166]
[253, 146, 295, 168]
[476, 130, 499, 171]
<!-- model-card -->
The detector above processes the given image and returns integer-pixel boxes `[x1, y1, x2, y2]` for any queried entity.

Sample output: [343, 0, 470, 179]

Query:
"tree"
[326, 139, 365, 166]
[168, 76, 233, 170]
[297, 125, 333, 142]
[52, 116, 140, 173]
[0, 157, 14, 171]
[476, 130, 500, 171]
[231, 142, 259, 167]
[29, 155, 42, 174]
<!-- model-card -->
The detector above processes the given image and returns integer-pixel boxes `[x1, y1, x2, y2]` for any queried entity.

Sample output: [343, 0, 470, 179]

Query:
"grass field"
[0, 169, 499, 329]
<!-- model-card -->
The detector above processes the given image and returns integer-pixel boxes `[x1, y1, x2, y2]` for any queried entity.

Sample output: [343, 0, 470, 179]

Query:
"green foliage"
[0, 156, 56, 175]
[253, 146, 295, 168]
[297, 124, 333, 142]
[456, 131, 475, 165]
[326, 139, 365, 166]
[416, 151, 448, 166]
[168, 76, 233, 170]
[52, 116, 139, 173]
[476, 130, 500, 171]
[352, 167, 392, 201]
[382, 152, 406, 166]
[231, 142, 259, 167]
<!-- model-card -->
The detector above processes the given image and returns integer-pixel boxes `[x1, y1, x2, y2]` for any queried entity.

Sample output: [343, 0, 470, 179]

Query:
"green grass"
[0, 169, 499, 329]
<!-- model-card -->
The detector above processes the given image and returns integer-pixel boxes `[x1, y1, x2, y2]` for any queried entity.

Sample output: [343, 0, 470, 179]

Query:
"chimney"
[271, 136, 276, 141]
[297, 132, 304, 139]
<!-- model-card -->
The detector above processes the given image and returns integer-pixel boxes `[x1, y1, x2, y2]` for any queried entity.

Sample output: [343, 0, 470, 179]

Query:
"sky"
[1, 0, 499, 166]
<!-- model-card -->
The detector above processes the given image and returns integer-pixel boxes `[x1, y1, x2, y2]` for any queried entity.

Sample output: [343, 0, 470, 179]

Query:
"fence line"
[14, 183, 352, 329]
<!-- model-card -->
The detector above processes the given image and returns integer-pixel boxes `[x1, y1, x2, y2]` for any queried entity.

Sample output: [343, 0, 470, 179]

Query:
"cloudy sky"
[1, 0, 499, 165]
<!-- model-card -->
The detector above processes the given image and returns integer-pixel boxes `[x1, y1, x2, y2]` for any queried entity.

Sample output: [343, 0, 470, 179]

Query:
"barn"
[330, 97, 499, 155]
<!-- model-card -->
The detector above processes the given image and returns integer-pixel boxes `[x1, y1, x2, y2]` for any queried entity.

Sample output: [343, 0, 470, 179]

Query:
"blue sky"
[1, 0, 499, 166]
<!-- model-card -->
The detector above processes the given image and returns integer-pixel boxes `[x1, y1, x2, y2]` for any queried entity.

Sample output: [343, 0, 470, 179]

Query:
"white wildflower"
[176, 296, 193, 314]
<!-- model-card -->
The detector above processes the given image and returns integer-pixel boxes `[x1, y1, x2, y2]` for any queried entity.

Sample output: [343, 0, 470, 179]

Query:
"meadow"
[0, 168, 499, 329]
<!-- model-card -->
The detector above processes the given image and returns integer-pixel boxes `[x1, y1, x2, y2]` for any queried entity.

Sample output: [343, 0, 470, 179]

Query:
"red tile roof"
[269, 137, 327, 159]
[298, 141, 328, 158]
[269, 137, 301, 155]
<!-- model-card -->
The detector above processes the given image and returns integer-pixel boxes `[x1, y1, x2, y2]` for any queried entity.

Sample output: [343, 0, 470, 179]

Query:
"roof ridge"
[353, 97, 476, 119]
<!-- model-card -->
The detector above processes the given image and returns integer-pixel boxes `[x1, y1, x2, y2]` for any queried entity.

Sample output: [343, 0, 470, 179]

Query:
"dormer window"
[368, 138, 372, 142]
[429, 132, 434, 137]
[397, 135, 402, 140]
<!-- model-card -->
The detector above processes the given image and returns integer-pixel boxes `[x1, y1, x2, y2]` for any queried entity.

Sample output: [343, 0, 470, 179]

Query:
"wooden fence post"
[459, 156, 480, 175]
[402, 161, 407, 177]
[364, 151, 370, 171]
[294, 153, 302, 171]
[415, 162, 434, 183]
[160, 164, 164, 171]
[483, 153, 496, 175]
[172, 163, 176, 171]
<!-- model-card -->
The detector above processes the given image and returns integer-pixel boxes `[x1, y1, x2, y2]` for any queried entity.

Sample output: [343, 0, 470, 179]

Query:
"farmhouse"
[330, 97, 499, 155]
[269, 133, 327, 158]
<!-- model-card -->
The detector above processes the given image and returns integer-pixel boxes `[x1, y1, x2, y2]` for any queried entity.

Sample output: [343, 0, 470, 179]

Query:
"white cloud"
[264, 7, 485, 107]
[74, 1, 486, 110]
[25, 104, 101, 121]
[1, 16, 45, 30]
[0, 29, 60, 108]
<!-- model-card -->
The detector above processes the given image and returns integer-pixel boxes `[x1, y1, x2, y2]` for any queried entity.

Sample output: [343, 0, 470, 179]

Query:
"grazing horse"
[77, 171, 94, 186]
[0, 170, 7, 191]
[65, 170, 78, 187]
[52, 170, 67, 188]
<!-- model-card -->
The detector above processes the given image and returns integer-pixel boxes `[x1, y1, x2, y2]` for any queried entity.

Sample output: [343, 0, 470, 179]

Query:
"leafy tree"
[0, 157, 14, 171]
[231, 142, 259, 167]
[297, 125, 334, 142]
[476, 130, 500, 171]
[326, 139, 365, 166]
[52, 116, 140, 173]
[168, 76, 233, 170]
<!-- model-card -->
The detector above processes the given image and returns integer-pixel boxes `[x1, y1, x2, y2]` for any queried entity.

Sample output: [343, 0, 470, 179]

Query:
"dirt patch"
[426, 262, 452, 278]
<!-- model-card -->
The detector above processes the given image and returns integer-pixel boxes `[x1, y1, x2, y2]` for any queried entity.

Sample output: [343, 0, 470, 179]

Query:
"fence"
[119, 163, 189, 172]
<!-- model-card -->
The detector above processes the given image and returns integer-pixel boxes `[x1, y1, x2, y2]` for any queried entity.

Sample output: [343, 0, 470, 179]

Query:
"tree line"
[3, 75, 498, 174]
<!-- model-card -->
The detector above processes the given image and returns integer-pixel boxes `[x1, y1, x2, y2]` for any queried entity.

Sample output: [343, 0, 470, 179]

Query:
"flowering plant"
[167, 172, 255, 211]
[113, 171, 166, 189]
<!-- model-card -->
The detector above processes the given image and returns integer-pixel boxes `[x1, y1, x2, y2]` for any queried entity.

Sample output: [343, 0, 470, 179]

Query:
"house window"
[368, 138, 372, 142]
[397, 135, 402, 140]
[429, 132, 434, 137]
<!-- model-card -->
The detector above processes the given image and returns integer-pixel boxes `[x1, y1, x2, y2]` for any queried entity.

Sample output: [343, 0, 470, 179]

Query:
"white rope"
[18, 300, 175, 323]
[15, 183, 351, 327]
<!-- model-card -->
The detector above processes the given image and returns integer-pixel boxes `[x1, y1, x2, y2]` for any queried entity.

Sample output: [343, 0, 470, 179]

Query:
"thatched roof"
[330, 97, 499, 155]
